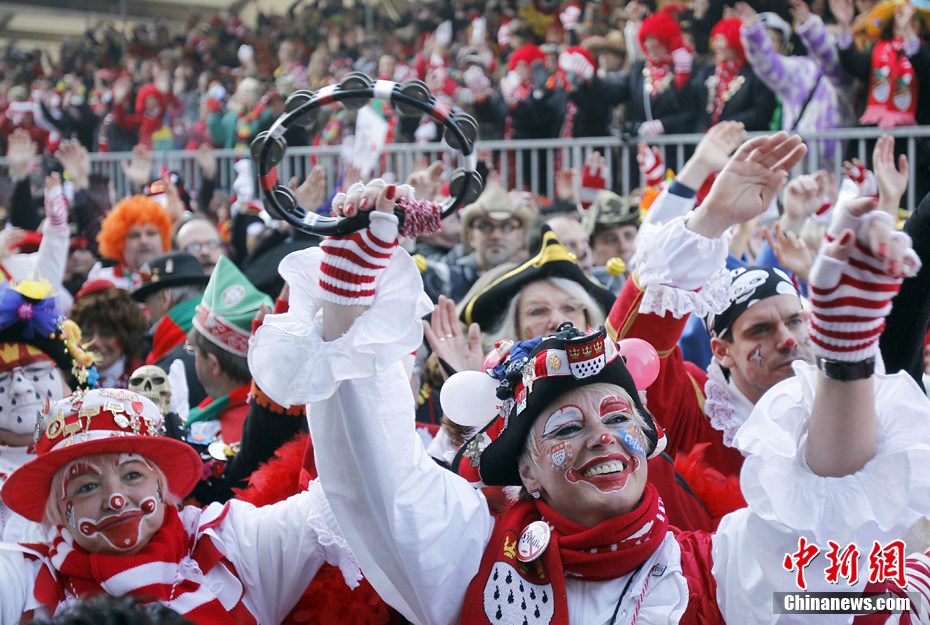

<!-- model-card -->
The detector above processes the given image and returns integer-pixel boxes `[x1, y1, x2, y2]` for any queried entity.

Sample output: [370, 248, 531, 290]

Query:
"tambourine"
[251, 72, 484, 237]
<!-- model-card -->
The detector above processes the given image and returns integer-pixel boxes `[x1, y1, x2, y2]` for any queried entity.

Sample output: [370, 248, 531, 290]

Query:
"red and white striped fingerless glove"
[44, 184, 70, 230]
[638, 146, 665, 188]
[808, 210, 904, 362]
[319, 212, 399, 306]
[846, 162, 878, 197]
[580, 159, 607, 209]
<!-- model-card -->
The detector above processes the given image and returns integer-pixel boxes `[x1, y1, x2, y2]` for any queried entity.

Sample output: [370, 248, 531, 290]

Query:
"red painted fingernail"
[816, 203, 830, 216]
[360, 197, 368, 210]
[840, 231, 852, 245]
[386, 185, 396, 200]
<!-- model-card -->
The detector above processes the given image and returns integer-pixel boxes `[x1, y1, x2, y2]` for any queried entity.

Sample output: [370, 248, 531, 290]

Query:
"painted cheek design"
[748, 344, 764, 367]
[65, 502, 75, 528]
[548, 441, 573, 469]
[621, 430, 646, 457]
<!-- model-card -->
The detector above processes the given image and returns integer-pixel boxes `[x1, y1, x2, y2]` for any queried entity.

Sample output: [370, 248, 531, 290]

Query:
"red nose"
[598, 432, 612, 445]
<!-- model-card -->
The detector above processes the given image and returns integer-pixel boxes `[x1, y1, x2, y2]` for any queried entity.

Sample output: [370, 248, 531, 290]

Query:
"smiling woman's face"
[54, 453, 166, 555]
[518, 383, 649, 528]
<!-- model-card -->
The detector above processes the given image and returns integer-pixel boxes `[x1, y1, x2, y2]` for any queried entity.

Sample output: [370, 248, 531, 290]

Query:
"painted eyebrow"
[542, 405, 584, 437]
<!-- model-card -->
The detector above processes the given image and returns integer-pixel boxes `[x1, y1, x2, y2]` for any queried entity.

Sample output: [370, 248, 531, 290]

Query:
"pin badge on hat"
[517, 520, 551, 563]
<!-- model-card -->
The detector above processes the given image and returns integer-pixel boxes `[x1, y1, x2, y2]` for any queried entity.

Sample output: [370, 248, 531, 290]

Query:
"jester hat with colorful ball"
[0, 280, 98, 389]
[1, 388, 202, 522]
[455, 324, 666, 487]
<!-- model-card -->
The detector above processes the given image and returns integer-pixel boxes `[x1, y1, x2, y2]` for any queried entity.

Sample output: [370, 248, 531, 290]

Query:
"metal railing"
[4, 126, 929, 212]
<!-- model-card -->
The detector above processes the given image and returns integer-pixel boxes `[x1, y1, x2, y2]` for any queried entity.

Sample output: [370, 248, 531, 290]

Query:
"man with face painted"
[0, 388, 359, 624]
[605, 136, 864, 518]
[0, 281, 97, 542]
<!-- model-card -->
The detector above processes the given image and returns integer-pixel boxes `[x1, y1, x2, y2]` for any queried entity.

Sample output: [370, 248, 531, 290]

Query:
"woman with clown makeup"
[251, 132, 930, 625]
[0, 280, 97, 544]
[0, 391, 362, 622]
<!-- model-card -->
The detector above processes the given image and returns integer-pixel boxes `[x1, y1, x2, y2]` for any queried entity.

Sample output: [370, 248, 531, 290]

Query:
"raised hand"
[842, 158, 877, 197]
[321, 180, 411, 306]
[789, 0, 811, 25]
[422, 295, 484, 378]
[196, 142, 217, 180]
[54, 139, 90, 190]
[692, 132, 807, 238]
[120, 143, 153, 189]
[555, 167, 578, 202]
[6, 128, 37, 181]
[872, 134, 908, 215]
[782, 172, 826, 232]
[637, 142, 665, 188]
[677, 120, 746, 189]
[763, 222, 816, 281]
[43, 172, 70, 231]
[808, 196, 919, 366]
[0, 227, 26, 262]
[289, 164, 328, 212]
[828, 0, 854, 26]
[732, 1, 759, 26]
[405, 160, 444, 202]
[895, 1, 917, 37]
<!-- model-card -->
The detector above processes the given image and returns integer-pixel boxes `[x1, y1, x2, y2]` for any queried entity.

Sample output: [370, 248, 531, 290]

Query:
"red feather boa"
[235, 434, 403, 625]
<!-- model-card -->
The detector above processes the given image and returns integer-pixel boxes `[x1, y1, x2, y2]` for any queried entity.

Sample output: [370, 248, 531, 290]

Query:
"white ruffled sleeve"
[712, 362, 930, 624]
[249, 246, 433, 406]
[253, 243, 494, 625]
[633, 215, 732, 318]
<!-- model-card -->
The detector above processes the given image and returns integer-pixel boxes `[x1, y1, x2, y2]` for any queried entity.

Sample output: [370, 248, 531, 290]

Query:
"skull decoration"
[128, 365, 172, 414]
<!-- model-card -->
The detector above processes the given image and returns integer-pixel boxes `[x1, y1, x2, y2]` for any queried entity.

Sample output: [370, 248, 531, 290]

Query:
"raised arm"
[735, 2, 814, 110]
[805, 195, 920, 475]
[251, 181, 492, 625]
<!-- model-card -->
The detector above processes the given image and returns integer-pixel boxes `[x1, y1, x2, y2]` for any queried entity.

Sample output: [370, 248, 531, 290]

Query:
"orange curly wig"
[97, 195, 172, 265]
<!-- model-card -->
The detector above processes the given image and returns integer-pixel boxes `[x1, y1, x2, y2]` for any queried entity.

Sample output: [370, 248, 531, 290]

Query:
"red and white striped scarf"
[28, 505, 257, 625]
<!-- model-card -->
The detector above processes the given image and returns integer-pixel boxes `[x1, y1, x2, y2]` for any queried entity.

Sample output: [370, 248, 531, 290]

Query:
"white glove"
[639, 119, 665, 137]
[559, 51, 595, 83]
[560, 3, 582, 31]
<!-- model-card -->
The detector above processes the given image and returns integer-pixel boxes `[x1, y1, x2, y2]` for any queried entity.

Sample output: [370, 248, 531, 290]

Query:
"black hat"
[477, 324, 665, 486]
[132, 251, 209, 302]
[460, 228, 616, 329]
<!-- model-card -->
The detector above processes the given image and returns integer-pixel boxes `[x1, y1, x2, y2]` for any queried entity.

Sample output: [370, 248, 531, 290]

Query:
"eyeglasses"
[183, 341, 198, 355]
[471, 221, 521, 235]
[184, 240, 223, 254]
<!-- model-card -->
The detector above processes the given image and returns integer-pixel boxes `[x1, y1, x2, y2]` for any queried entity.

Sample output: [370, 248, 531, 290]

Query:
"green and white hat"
[192, 256, 272, 356]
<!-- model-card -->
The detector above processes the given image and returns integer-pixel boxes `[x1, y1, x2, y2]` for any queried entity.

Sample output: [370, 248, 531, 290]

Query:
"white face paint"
[0, 360, 65, 438]
[542, 405, 584, 438]
[59, 453, 165, 555]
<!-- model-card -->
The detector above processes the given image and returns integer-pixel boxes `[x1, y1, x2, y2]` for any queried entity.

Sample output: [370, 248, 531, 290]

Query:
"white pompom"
[440, 370, 501, 428]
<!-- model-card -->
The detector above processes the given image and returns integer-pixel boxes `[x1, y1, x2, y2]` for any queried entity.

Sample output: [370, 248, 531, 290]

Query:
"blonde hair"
[484, 277, 606, 353]
[44, 453, 180, 528]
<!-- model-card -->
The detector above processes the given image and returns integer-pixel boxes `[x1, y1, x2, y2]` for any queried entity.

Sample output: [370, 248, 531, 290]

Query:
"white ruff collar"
[703, 361, 755, 448]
